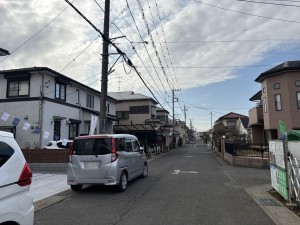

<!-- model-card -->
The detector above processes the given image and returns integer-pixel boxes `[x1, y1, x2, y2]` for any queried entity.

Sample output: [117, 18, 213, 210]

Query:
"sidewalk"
[30, 173, 69, 203]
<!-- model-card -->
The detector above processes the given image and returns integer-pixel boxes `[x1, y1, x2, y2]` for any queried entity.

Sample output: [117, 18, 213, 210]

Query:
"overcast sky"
[1, 0, 300, 131]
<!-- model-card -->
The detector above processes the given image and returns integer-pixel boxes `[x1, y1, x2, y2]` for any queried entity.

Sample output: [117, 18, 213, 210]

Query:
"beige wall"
[116, 100, 156, 125]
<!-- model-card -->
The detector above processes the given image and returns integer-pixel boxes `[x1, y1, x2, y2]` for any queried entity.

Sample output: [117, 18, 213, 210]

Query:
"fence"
[22, 149, 69, 163]
[288, 155, 300, 205]
[225, 142, 269, 159]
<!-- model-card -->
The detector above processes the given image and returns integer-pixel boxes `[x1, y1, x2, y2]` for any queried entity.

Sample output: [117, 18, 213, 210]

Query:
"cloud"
[1, 0, 300, 118]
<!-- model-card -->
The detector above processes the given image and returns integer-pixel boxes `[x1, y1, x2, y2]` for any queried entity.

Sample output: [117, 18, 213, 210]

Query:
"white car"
[0, 131, 34, 225]
[43, 140, 73, 149]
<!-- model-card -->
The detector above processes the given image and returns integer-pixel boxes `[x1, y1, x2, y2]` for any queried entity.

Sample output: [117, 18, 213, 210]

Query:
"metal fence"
[288, 156, 300, 205]
[225, 142, 269, 159]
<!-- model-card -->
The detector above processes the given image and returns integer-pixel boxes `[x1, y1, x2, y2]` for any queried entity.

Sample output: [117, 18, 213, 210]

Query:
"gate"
[288, 156, 300, 205]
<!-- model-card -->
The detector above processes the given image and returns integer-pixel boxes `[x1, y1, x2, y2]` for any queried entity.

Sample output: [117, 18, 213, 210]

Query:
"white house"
[0, 67, 118, 148]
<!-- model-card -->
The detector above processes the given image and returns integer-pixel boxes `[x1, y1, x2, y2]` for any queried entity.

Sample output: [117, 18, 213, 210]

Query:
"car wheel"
[141, 163, 148, 178]
[117, 172, 128, 192]
[71, 184, 82, 191]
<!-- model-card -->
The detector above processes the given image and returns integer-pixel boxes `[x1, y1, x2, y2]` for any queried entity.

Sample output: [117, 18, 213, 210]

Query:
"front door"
[54, 121, 61, 140]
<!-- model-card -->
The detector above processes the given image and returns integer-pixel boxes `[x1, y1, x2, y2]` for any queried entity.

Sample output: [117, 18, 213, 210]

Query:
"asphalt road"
[34, 142, 275, 225]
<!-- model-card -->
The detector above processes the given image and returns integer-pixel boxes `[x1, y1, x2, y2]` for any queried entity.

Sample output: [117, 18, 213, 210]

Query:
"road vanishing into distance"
[34, 141, 274, 225]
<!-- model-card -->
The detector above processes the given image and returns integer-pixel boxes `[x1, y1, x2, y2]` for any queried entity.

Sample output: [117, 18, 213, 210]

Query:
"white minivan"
[0, 131, 34, 225]
[67, 134, 148, 192]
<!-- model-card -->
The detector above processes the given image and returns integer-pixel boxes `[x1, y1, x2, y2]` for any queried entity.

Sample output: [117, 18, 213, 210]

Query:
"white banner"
[23, 122, 31, 131]
[1, 112, 10, 121]
[89, 115, 98, 135]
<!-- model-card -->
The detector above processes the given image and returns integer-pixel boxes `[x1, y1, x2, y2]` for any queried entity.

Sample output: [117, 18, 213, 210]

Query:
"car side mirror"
[139, 147, 144, 153]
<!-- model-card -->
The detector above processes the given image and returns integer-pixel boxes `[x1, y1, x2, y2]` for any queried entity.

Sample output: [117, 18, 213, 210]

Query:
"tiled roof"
[108, 91, 157, 104]
[255, 61, 300, 82]
[219, 112, 248, 119]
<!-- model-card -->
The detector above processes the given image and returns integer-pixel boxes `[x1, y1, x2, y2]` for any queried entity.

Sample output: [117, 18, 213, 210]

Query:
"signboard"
[270, 165, 288, 200]
[269, 140, 285, 169]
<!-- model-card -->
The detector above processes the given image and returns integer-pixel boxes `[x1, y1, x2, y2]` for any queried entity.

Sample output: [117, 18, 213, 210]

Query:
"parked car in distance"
[43, 140, 73, 149]
[67, 134, 148, 192]
[0, 131, 34, 225]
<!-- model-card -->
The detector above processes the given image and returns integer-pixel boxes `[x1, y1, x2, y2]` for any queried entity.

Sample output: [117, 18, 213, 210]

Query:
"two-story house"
[0, 67, 118, 148]
[214, 112, 249, 140]
[249, 61, 300, 144]
[109, 91, 174, 151]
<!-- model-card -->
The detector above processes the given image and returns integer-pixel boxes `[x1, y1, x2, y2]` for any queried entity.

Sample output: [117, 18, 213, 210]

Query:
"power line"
[125, 0, 168, 98]
[145, 0, 173, 91]
[96, 1, 173, 109]
[137, 64, 276, 69]
[237, 0, 300, 7]
[64, 0, 168, 112]
[134, 0, 169, 93]
[0, 1, 74, 64]
[194, 0, 300, 24]
[139, 39, 300, 43]
[154, 0, 180, 90]
[60, 35, 100, 72]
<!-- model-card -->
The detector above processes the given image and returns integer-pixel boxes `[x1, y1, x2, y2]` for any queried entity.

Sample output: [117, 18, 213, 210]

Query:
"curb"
[34, 189, 76, 212]
[246, 185, 300, 225]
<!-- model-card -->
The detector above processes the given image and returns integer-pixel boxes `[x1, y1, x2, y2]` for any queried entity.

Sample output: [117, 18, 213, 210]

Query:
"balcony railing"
[249, 105, 263, 126]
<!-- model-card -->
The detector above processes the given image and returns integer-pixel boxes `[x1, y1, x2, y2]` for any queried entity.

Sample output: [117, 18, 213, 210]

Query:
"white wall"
[288, 141, 300, 159]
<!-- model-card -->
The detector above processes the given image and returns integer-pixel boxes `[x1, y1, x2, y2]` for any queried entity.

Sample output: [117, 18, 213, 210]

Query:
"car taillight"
[111, 138, 118, 162]
[69, 142, 74, 162]
[18, 162, 32, 187]
[69, 142, 74, 156]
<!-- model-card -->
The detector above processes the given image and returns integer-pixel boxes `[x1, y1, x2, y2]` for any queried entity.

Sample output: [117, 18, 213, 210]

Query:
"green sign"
[278, 120, 286, 134]
[271, 165, 288, 200]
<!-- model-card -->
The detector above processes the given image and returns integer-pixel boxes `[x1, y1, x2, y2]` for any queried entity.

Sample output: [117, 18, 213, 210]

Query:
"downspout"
[35, 67, 44, 148]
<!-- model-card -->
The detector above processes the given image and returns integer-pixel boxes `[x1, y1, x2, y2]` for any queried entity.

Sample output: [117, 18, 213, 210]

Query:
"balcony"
[249, 105, 263, 126]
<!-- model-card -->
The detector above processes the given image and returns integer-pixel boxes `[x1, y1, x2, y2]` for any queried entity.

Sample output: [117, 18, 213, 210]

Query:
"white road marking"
[172, 169, 199, 174]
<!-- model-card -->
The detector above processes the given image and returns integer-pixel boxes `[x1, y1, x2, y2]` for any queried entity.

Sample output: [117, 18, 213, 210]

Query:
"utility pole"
[99, 0, 110, 134]
[172, 89, 180, 148]
[184, 105, 188, 144]
[210, 112, 213, 129]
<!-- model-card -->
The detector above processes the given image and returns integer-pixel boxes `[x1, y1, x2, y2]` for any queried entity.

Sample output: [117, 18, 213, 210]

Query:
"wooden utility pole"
[99, 0, 110, 133]
[172, 89, 180, 148]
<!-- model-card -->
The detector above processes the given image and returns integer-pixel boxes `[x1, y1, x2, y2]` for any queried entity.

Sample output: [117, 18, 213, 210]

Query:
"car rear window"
[73, 138, 112, 155]
[0, 141, 15, 168]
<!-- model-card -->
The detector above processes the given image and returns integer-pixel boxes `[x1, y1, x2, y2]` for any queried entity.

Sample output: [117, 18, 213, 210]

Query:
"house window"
[116, 111, 129, 119]
[263, 97, 267, 113]
[107, 103, 110, 114]
[75, 89, 79, 104]
[274, 83, 280, 90]
[296, 81, 300, 87]
[275, 94, 282, 111]
[86, 93, 94, 109]
[151, 106, 156, 116]
[227, 121, 236, 127]
[7, 80, 29, 97]
[297, 92, 300, 109]
[55, 82, 66, 100]
[129, 105, 149, 114]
